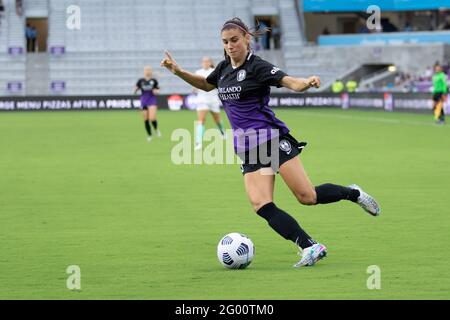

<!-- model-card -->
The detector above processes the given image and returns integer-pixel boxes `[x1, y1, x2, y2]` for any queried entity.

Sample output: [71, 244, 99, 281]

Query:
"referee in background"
[432, 64, 448, 125]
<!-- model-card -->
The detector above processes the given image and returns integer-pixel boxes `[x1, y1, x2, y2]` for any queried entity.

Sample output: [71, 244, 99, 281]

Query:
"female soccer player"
[134, 66, 161, 141]
[194, 57, 225, 150]
[161, 18, 381, 267]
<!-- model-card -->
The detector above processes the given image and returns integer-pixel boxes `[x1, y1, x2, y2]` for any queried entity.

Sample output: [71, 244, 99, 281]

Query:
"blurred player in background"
[161, 17, 381, 268]
[432, 64, 448, 125]
[134, 66, 161, 141]
[194, 57, 225, 150]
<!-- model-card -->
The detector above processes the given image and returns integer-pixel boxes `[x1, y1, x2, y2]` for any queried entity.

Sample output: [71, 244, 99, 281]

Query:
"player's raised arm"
[160, 51, 216, 92]
[280, 75, 321, 92]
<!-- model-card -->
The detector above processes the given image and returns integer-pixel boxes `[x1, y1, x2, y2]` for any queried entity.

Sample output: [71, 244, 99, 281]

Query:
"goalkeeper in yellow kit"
[432, 64, 448, 125]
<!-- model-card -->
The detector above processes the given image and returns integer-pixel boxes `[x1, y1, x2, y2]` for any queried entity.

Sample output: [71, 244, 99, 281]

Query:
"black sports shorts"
[238, 133, 307, 175]
[433, 93, 444, 102]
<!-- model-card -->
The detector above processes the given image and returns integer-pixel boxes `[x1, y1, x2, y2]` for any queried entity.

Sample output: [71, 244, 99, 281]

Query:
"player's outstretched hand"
[307, 76, 321, 88]
[160, 51, 180, 75]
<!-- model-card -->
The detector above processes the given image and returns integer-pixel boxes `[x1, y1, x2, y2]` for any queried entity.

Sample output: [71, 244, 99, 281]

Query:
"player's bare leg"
[279, 157, 380, 215]
[244, 168, 322, 267]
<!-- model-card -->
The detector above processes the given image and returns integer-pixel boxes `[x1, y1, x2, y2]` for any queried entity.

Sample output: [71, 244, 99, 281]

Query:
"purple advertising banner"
[183, 94, 198, 110]
[7, 82, 23, 93]
[8, 47, 24, 55]
[51, 81, 66, 93]
[50, 46, 66, 56]
[384, 93, 394, 111]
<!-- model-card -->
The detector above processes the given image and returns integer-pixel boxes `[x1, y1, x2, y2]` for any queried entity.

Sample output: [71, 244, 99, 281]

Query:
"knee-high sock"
[151, 120, 158, 130]
[196, 123, 205, 145]
[256, 202, 316, 249]
[144, 120, 151, 136]
[315, 183, 359, 204]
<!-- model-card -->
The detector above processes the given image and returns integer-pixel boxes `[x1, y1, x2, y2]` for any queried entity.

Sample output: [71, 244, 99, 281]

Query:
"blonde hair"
[202, 56, 215, 69]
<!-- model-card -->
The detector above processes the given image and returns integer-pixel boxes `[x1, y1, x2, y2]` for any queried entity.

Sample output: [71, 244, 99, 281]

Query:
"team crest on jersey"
[279, 139, 292, 154]
[237, 70, 246, 82]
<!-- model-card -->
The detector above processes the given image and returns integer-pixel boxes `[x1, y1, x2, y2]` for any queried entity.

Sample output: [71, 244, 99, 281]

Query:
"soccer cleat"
[349, 184, 381, 216]
[147, 136, 152, 142]
[156, 129, 162, 137]
[293, 243, 327, 268]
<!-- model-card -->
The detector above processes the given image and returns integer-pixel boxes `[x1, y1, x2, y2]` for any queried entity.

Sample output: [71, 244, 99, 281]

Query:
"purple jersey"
[206, 53, 289, 153]
[136, 78, 159, 107]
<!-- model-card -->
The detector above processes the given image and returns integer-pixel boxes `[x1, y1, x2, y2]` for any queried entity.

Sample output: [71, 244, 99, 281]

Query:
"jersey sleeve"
[206, 61, 224, 87]
[136, 79, 142, 89]
[153, 79, 159, 90]
[253, 58, 288, 87]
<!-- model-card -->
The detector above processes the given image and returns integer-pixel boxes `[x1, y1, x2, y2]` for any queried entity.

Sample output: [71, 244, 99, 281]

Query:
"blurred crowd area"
[368, 62, 449, 93]
[315, 9, 450, 40]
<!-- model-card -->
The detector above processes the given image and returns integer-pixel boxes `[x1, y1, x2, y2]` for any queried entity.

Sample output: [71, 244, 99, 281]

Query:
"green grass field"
[1, 108, 449, 300]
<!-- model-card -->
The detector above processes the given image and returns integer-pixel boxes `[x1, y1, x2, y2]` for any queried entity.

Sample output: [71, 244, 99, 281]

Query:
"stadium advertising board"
[0, 93, 442, 112]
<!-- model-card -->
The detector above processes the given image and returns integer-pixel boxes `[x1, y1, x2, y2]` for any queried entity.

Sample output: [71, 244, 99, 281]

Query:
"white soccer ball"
[217, 232, 254, 269]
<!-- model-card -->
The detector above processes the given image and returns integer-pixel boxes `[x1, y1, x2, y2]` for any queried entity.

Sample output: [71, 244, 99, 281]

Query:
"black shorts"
[433, 93, 443, 102]
[238, 133, 307, 175]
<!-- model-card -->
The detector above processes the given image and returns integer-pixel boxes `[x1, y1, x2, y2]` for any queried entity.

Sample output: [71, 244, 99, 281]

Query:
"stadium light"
[388, 65, 397, 72]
